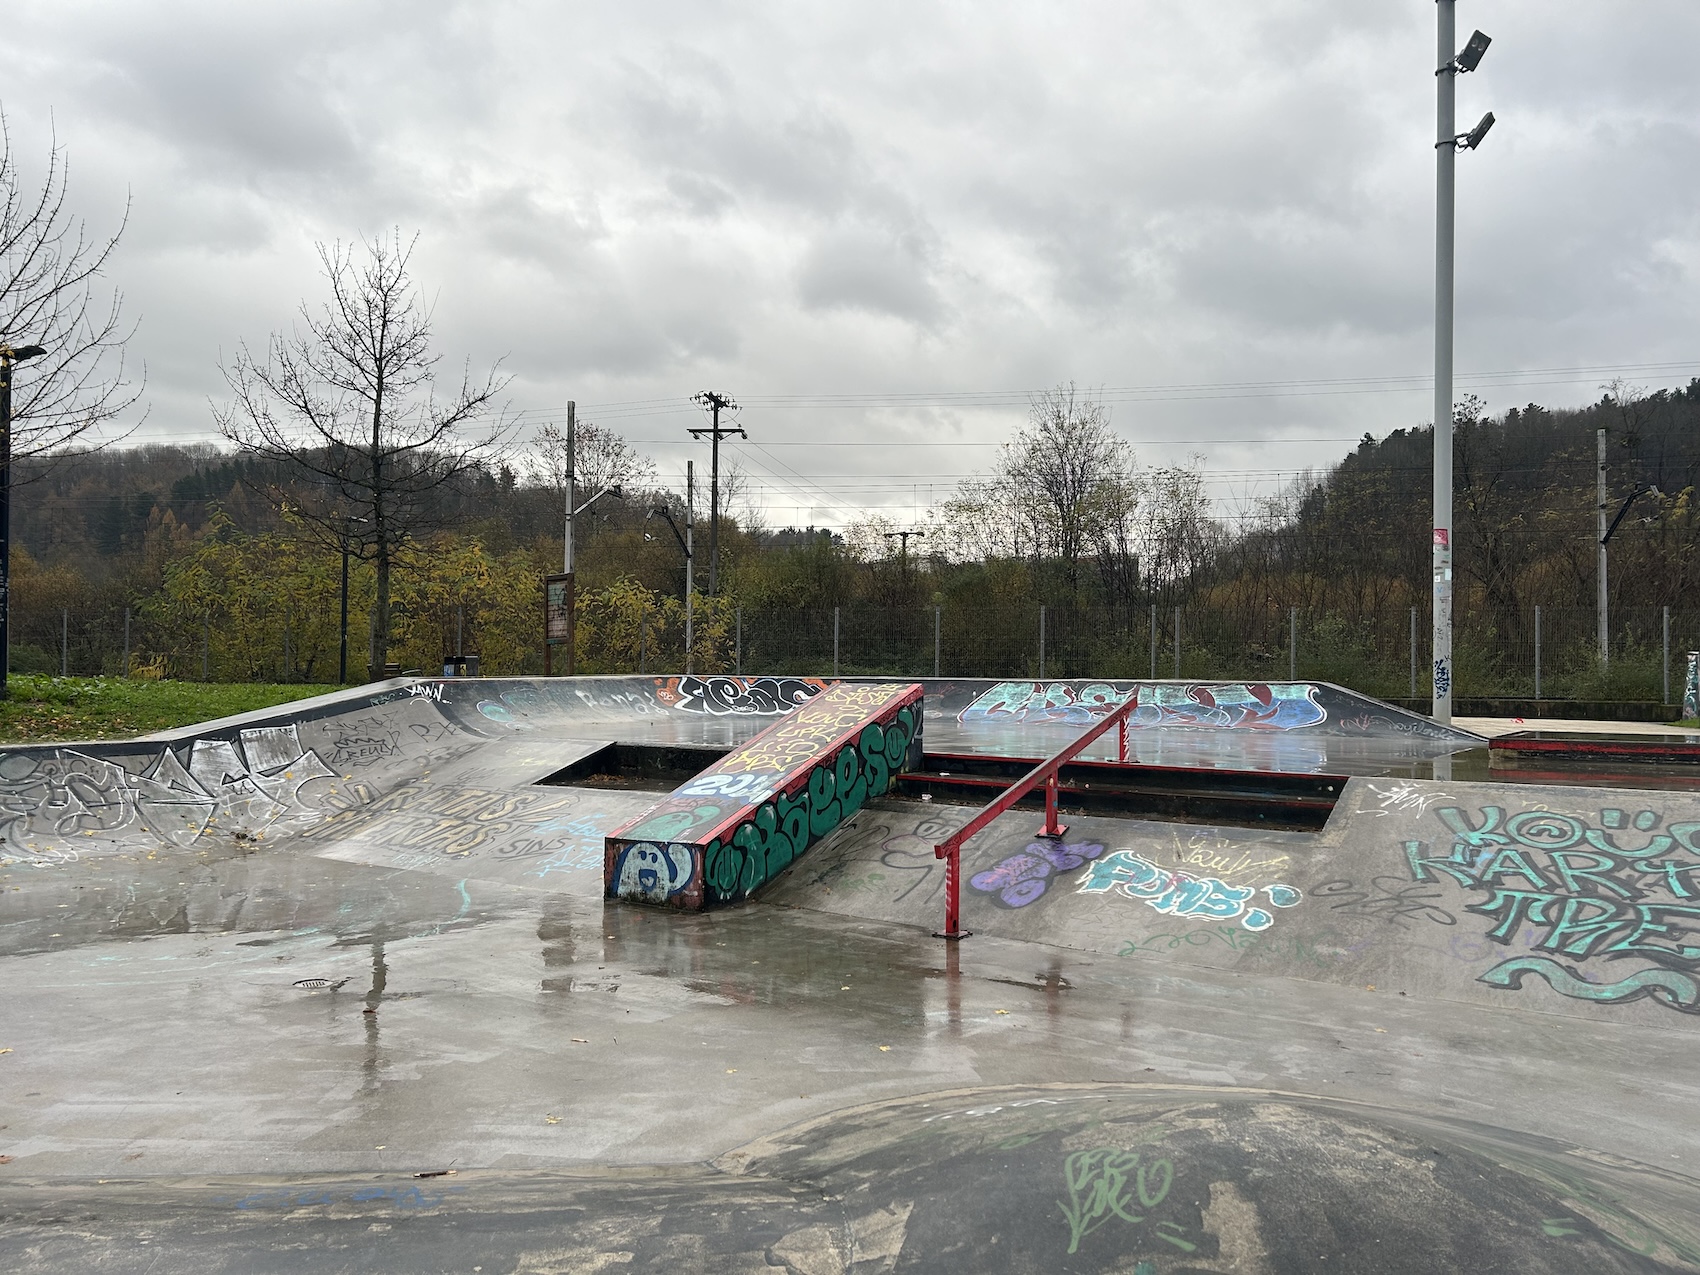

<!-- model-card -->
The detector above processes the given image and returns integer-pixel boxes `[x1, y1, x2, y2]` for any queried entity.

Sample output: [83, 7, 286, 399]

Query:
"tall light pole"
[1597, 427, 1609, 667]
[1432, 9, 1494, 725]
[0, 342, 47, 700]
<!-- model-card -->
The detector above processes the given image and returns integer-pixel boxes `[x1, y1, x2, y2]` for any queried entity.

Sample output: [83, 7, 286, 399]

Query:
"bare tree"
[532, 417, 656, 496]
[217, 231, 509, 676]
[1, 111, 142, 456]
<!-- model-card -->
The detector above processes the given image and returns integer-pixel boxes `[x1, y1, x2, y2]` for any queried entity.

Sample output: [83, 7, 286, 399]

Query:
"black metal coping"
[535, 741, 1345, 832]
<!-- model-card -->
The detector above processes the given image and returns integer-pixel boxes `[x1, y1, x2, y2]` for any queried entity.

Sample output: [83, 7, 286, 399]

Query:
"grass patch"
[0, 676, 339, 744]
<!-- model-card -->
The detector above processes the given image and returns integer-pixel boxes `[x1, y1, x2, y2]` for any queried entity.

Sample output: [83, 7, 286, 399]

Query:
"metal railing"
[930, 694, 1140, 940]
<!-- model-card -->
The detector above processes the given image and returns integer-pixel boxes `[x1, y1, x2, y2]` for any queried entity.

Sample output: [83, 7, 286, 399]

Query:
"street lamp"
[559, 481, 622, 677]
[0, 342, 48, 700]
[1432, 9, 1493, 726]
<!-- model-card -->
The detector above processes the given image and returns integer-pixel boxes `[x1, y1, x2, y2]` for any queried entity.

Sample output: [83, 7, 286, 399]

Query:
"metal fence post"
[62, 608, 68, 677]
[1173, 607, 1181, 679]
[1536, 604, 1545, 700]
[1288, 607, 1297, 681]
[202, 616, 209, 682]
[933, 605, 941, 678]
[736, 607, 742, 675]
[639, 611, 647, 674]
[1149, 604, 1157, 679]
[1410, 606, 1417, 698]
[122, 607, 130, 678]
[1664, 605, 1671, 706]
[1039, 605, 1046, 679]
[833, 606, 840, 677]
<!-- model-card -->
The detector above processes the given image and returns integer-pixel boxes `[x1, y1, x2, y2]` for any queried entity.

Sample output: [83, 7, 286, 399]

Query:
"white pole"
[1432, 0, 1457, 726]
[564, 401, 575, 574]
[1597, 427, 1609, 667]
[1288, 606, 1297, 681]
[934, 605, 941, 678]
[1039, 605, 1046, 679]
[1664, 605, 1671, 705]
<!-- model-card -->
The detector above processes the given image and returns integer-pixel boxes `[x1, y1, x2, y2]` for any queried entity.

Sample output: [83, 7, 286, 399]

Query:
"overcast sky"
[5, 1, 1698, 529]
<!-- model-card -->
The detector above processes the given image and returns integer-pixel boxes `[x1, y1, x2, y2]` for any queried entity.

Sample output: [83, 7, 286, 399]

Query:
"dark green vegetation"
[0, 676, 329, 743]
[8, 380, 1700, 698]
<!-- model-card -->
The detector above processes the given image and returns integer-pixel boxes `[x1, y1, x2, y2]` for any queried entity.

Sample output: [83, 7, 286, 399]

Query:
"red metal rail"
[932, 695, 1138, 939]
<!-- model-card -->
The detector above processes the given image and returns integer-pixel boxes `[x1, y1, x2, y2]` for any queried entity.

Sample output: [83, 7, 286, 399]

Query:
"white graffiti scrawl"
[0, 725, 337, 865]
[1078, 850, 1302, 931]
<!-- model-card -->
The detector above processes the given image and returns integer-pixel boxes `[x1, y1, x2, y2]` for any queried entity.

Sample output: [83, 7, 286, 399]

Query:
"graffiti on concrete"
[1404, 803, 1700, 1014]
[1171, 831, 1293, 884]
[1119, 925, 1371, 968]
[677, 771, 780, 803]
[0, 725, 336, 864]
[302, 782, 580, 860]
[1365, 780, 1452, 818]
[612, 842, 695, 902]
[1079, 850, 1303, 931]
[618, 686, 919, 851]
[1311, 877, 1457, 928]
[658, 675, 827, 716]
[1059, 1147, 1185, 1257]
[700, 705, 918, 904]
[969, 840, 1106, 908]
[328, 723, 403, 769]
[960, 681, 1326, 730]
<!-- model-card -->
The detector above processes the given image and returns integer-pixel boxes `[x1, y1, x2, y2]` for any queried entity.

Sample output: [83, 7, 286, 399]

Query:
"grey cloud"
[1, 0, 1696, 526]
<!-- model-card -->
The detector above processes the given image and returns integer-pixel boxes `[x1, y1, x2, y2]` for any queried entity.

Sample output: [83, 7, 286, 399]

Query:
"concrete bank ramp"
[767, 774, 1700, 1030]
[0, 677, 816, 903]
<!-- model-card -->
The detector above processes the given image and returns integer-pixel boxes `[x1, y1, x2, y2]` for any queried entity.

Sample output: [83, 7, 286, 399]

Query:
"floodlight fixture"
[1454, 29, 1491, 73]
[1461, 111, 1495, 150]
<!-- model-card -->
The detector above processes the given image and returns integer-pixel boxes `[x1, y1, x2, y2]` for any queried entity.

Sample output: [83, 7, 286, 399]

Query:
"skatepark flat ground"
[4, 675, 1700, 1272]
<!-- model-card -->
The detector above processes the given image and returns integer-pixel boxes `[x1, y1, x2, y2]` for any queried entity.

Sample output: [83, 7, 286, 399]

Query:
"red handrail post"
[930, 691, 1140, 941]
[1037, 772, 1068, 839]
[934, 832, 970, 940]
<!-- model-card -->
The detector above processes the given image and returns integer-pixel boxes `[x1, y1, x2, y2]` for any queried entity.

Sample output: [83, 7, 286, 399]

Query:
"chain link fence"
[10, 594, 1697, 706]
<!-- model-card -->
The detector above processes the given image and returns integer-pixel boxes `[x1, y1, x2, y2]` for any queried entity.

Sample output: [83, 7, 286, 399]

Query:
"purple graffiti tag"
[970, 841, 1106, 908]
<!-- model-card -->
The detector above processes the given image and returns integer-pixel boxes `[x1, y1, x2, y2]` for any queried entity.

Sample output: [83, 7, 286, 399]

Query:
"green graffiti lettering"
[1404, 839, 1479, 887]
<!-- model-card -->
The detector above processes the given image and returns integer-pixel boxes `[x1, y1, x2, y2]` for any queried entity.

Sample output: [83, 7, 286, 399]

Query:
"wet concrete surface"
[3, 676, 1699, 1271]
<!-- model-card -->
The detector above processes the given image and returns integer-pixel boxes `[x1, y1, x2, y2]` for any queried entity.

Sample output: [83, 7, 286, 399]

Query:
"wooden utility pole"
[689, 391, 744, 596]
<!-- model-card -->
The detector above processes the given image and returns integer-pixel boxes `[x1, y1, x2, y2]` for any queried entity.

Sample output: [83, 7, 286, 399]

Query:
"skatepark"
[4, 673, 1700, 1271]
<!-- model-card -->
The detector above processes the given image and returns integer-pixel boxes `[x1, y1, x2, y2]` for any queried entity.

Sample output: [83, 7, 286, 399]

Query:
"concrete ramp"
[767, 774, 1700, 1030]
[604, 682, 924, 908]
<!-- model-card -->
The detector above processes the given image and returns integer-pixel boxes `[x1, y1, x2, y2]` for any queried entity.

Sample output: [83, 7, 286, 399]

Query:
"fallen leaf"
[878, 1045, 892, 1052]
[0, 1156, 12, 1165]
[1374, 1028, 1387, 1034]
[1365, 984, 1376, 991]
[840, 986, 851, 991]
[726, 1068, 737, 1074]
[995, 1009, 1010, 1016]
[0, 1048, 12, 1055]
[544, 1115, 561, 1125]
[571, 1038, 589, 1044]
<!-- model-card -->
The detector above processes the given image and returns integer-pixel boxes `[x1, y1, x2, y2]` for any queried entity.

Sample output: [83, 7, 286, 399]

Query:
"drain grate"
[293, 977, 344, 990]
